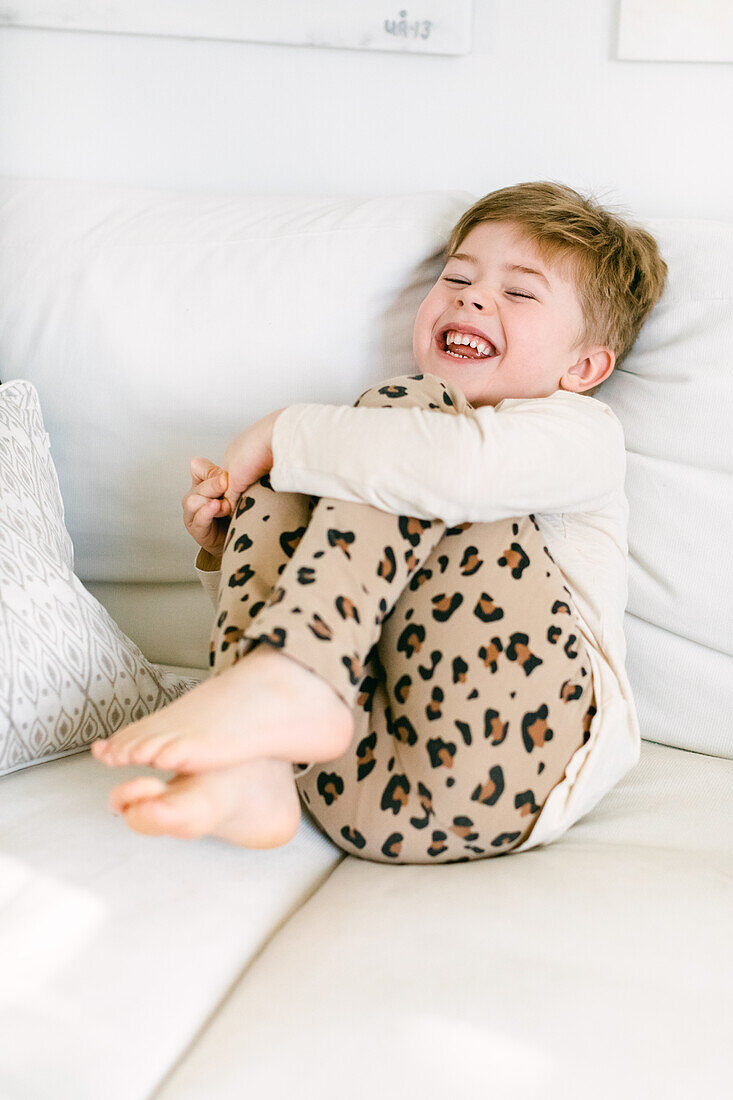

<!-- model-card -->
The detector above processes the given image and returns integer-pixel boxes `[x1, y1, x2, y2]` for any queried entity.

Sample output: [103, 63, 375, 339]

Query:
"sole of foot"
[109, 757, 302, 848]
[91, 643, 353, 774]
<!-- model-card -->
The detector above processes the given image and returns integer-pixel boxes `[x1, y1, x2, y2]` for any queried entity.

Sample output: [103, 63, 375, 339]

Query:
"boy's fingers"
[224, 487, 246, 512]
[189, 457, 226, 488]
[182, 473, 228, 509]
[183, 491, 230, 526]
[200, 471, 228, 497]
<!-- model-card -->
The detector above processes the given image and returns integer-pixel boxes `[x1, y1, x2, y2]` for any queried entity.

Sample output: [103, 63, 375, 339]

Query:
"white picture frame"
[0, 0, 475, 56]
[618, 0, 733, 63]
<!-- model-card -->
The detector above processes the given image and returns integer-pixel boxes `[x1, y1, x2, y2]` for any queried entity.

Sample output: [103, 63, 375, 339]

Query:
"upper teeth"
[445, 330, 493, 356]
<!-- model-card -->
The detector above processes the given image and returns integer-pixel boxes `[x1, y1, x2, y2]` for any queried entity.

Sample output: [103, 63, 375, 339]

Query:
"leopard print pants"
[209, 372, 597, 864]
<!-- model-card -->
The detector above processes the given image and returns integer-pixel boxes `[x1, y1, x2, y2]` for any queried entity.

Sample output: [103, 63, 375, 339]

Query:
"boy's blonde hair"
[444, 181, 668, 395]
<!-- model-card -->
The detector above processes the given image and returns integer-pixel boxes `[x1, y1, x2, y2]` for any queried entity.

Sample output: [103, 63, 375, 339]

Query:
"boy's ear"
[561, 346, 616, 394]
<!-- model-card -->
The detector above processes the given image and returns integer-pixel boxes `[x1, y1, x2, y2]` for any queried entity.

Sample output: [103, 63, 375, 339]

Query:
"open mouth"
[434, 329, 499, 362]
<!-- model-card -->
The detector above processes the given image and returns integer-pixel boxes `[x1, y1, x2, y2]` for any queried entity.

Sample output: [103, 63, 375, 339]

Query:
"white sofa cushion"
[143, 740, 733, 1100]
[0, 736, 728, 1100]
[0, 378, 200, 776]
[0, 747, 344, 1100]
[600, 219, 733, 757]
[0, 176, 471, 585]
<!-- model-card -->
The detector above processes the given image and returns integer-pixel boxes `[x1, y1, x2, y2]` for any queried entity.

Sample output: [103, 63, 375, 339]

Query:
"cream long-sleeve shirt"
[194, 387, 639, 854]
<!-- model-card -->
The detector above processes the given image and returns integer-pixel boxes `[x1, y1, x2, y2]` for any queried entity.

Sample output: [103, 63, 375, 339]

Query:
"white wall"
[0, 0, 731, 220]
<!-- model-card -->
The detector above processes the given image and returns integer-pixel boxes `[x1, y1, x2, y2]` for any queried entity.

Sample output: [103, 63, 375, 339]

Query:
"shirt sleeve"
[194, 547, 222, 609]
[269, 390, 627, 525]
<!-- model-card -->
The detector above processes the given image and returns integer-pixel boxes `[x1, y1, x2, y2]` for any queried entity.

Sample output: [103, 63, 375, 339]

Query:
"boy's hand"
[182, 459, 233, 561]
[182, 408, 286, 562]
[222, 407, 286, 513]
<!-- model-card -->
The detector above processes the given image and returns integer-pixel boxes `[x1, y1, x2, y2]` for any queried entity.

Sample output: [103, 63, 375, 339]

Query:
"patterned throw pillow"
[0, 379, 201, 776]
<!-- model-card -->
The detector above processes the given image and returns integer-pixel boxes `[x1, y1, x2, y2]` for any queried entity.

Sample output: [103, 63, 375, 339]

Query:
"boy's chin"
[412, 348, 494, 401]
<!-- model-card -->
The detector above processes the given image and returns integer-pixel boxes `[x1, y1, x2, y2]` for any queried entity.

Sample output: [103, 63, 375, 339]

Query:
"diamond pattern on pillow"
[0, 379, 200, 776]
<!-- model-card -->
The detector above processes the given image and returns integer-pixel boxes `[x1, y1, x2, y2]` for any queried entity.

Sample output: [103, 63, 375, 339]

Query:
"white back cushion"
[600, 219, 733, 757]
[0, 177, 471, 581]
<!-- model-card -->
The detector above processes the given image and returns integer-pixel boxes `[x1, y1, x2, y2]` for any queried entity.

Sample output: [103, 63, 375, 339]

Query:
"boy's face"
[412, 220, 612, 408]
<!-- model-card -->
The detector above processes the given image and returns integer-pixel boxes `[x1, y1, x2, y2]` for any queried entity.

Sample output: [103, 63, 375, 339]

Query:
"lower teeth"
[446, 349, 471, 358]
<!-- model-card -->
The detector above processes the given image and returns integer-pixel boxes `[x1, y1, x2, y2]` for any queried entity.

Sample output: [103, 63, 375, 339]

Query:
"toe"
[124, 777, 216, 839]
[102, 714, 173, 764]
[107, 730, 164, 766]
[116, 728, 162, 762]
[148, 738, 201, 774]
[92, 737, 118, 759]
[122, 799, 184, 837]
[110, 775, 169, 814]
[113, 735, 193, 777]
[95, 734, 135, 765]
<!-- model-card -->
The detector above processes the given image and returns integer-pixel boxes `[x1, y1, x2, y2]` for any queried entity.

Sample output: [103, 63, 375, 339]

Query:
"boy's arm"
[193, 389, 626, 590]
[267, 391, 627, 525]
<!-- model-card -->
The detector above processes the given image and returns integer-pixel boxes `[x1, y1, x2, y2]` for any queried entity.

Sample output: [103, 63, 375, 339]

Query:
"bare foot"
[108, 757, 301, 848]
[90, 643, 354, 774]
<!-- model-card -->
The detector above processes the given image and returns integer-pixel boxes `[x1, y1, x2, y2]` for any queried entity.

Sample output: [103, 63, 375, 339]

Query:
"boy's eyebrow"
[448, 252, 552, 290]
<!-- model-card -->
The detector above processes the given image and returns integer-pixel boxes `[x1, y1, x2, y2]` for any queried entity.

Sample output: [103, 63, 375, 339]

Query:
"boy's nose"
[455, 292, 494, 314]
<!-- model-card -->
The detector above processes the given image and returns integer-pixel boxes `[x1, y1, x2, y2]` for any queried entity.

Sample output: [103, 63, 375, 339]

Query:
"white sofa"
[0, 176, 730, 1100]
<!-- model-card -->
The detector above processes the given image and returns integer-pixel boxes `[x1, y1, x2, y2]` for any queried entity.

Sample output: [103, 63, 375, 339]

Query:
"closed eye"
[443, 278, 535, 300]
